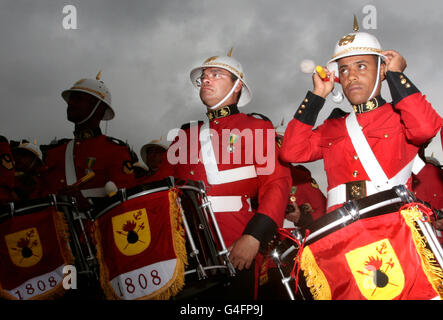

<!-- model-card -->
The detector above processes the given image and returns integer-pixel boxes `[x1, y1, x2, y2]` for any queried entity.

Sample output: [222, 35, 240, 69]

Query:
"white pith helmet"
[326, 16, 385, 75]
[16, 140, 43, 164]
[190, 48, 252, 107]
[140, 139, 168, 166]
[61, 71, 115, 120]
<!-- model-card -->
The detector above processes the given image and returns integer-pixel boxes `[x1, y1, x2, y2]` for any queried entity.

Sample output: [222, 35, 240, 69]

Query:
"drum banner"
[94, 188, 187, 300]
[0, 207, 74, 300]
[299, 205, 443, 300]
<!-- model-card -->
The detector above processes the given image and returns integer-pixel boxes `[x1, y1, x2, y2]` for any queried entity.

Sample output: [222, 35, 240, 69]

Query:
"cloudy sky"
[1, 0, 442, 193]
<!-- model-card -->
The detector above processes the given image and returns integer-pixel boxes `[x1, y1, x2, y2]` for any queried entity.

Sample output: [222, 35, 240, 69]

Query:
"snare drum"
[0, 195, 96, 300]
[90, 177, 235, 300]
[271, 185, 443, 300]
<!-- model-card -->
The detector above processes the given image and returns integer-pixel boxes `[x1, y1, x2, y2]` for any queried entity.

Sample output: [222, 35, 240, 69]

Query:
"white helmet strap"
[75, 99, 102, 125]
[368, 56, 381, 101]
[207, 78, 241, 110]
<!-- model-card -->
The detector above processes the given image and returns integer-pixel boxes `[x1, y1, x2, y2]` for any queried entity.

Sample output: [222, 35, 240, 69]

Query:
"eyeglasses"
[196, 70, 231, 87]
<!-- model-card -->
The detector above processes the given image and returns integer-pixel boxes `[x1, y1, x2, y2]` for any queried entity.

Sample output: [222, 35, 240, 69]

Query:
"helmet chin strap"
[207, 78, 241, 110]
[368, 56, 381, 101]
[75, 99, 102, 125]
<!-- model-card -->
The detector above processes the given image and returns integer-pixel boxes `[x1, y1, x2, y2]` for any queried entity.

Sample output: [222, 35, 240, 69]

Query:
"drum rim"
[92, 178, 208, 220]
[282, 186, 416, 251]
[0, 194, 77, 221]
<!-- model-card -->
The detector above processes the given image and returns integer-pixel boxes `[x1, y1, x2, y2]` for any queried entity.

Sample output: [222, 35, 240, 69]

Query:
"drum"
[0, 195, 97, 300]
[271, 185, 443, 300]
[89, 177, 235, 300]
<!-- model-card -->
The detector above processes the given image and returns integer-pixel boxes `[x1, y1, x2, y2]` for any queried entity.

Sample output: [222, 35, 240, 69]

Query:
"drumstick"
[316, 65, 339, 83]
[71, 170, 95, 187]
[316, 65, 343, 103]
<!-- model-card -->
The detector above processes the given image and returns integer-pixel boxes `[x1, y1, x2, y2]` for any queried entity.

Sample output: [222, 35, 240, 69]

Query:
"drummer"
[139, 139, 168, 178]
[10, 140, 45, 202]
[285, 164, 327, 228]
[280, 18, 442, 212]
[38, 72, 136, 209]
[152, 49, 291, 299]
[412, 144, 443, 245]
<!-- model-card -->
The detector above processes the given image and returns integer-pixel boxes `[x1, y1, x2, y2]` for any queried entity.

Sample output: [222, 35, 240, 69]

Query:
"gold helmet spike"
[227, 48, 234, 57]
[96, 70, 102, 80]
[353, 15, 359, 32]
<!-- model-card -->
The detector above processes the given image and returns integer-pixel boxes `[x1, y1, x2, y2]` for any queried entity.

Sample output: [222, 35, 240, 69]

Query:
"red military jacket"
[0, 137, 15, 204]
[150, 106, 291, 248]
[281, 72, 442, 212]
[412, 162, 443, 211]
[289, 165, 327, 221]
[39, 129, 136, 198]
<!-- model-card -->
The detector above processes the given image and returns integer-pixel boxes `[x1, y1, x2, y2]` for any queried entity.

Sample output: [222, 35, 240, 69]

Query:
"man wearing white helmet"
[152, 50, 291, 299]
[280, 17, 443, 300]
[38, 72, 136, 208]
[281, 18, 442, 212]
[10, 140, 45, 202]
[139, 139, 168, 177]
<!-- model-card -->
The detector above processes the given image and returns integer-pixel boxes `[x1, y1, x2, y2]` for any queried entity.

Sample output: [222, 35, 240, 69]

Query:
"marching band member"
[412, 146, 443, 245]
[38, 72, 136, 209]
[279, 16, 443, 300]
[281, 18, 442, 213]
[10, 140, 45, 202]
[285, 164, 327, 227]
[139, 139, 168, 177]
[153, 49, 291, 299]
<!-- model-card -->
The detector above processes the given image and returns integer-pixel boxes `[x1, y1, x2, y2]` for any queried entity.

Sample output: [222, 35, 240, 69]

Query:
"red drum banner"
[0, 207, 74, 300]
[94, 188, 187, 300]
[300, 205, 443, 300]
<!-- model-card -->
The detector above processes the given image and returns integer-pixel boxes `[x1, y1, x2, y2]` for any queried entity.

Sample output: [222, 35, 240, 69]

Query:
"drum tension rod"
[8, 202, 15, 217]
[271, 250, 296, 300]
[342, 200, 360, 221]
[394, 184, 415, 203]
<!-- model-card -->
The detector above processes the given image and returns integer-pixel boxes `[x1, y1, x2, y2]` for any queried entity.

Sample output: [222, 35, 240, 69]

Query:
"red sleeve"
[386, 71, 442, 145]
[254, 121, 292, 227]
[280, 118, 323, 164]
[243, 121, 292, 249]
[395, 93, 442, 145]
[105, 144, 137, 189]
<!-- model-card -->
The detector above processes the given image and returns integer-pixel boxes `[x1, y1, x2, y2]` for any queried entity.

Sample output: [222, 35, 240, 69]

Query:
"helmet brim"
[61, 89, 115, 121]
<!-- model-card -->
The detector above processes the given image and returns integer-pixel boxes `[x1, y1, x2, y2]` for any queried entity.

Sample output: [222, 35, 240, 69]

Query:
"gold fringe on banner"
[400, 206, 443, 298]
[54, 210, 76, 267]
[34, 209, 76, 300]
[149, 189, 188, 300]
[32, 209, 78, 300]
[93, 221, 117, 299]
[94, 188, 188, 300]
[300, 246, 332, 300]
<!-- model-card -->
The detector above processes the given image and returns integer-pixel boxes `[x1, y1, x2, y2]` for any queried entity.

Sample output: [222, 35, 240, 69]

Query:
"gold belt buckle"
[346, 180, 367, 201]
